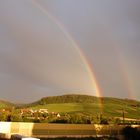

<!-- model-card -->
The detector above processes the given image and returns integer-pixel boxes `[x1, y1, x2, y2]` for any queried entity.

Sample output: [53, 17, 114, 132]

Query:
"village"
[20, 108, 60, 118]
[0, 108, 61, 123]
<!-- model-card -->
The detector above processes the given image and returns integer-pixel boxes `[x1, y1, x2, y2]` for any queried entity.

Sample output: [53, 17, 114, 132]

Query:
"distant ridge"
[1, 94, 139, 107]
[26, 94, 140, 106]
[38, 94, 99, 104]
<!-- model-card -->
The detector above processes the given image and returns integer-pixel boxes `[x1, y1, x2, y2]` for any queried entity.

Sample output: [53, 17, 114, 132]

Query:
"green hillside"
[33, 94, 101, 105]
[0, 100, 15, 109]
[24, 94, 140, 119]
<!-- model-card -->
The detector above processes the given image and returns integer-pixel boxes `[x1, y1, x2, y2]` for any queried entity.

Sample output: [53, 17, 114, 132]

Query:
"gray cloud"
[0, 0, 140, 102]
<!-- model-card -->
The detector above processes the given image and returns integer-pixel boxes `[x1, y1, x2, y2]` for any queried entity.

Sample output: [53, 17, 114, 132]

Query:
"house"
[57, 113, 60, 118]
[39, 109, 48, 113]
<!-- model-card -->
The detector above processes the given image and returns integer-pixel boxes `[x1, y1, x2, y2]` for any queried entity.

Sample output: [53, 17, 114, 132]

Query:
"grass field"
[28, 102, 140, 119]
[28, 103, 101, 113]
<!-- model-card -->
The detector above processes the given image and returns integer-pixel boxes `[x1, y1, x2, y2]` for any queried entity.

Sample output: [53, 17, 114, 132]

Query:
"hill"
[22, 94, 140, 119]
[0, 100, 15, 109]
[34, 94, 101, 104]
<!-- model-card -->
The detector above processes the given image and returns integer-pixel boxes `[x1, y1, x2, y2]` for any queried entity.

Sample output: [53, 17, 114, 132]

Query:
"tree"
[0, 113, 8, 121]
[10, 113, 23, 122]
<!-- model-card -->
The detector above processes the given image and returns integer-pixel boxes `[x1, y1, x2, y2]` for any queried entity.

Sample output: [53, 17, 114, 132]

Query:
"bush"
[100, 118, 109, 124]
[10, 114, 23, 122]
[122, 126, 140, 140]
[51, 118, 68, 123]
[0, 113, 8, 121]
[114, 118, 121, 124]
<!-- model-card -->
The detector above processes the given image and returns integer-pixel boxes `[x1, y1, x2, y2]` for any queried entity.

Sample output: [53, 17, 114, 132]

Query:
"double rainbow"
[31, 0, 102, 106]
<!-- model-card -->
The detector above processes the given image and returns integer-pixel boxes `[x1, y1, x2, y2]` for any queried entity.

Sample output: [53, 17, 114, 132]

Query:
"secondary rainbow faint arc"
[104, 24, 134, 99]
[31, 0, 101, 98]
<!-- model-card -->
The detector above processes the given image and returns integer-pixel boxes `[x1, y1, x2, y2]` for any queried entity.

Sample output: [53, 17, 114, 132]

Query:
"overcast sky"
[0, 0, 140, 103]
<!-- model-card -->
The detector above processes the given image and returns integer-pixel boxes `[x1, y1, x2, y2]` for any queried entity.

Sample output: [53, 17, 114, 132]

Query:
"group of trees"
[49, 114, 92, 124]
[0, 110, 105, 124]
[38, 94, 99, 105]
[0, 109, 140, 125]
[0, 111, 110, 124]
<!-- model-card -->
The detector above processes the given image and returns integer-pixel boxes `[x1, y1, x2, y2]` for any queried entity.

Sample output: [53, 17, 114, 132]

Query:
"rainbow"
[114, 44, 134, 99]
[103, 24, 134, 100]
[105, 23, 134, 99]
[31, 0, 102, 108]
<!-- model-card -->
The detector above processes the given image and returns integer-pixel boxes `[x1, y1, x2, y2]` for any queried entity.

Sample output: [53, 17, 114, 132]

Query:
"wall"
[0, 122, 139, 138]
